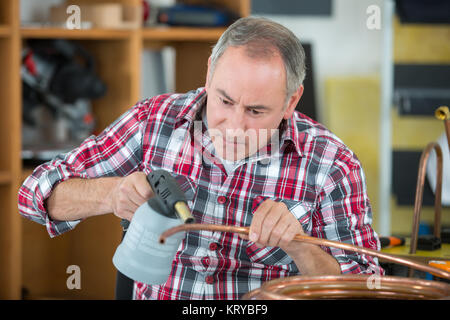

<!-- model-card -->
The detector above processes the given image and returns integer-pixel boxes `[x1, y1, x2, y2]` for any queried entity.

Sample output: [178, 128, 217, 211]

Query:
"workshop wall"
[261, 0, 384, 124]
[324, 17, 450, 236]
[389, 17, 450, 236]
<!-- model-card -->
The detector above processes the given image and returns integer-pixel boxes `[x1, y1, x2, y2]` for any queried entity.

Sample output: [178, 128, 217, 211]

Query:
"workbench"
[381, 241, 450, 263]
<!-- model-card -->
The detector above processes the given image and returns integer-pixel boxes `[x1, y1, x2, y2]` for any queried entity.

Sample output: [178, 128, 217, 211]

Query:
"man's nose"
[227, 107, 247, 133]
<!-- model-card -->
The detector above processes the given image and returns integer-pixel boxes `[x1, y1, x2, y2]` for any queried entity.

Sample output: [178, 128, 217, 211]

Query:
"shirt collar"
[174, 87, 207, 130]
[279, 113, 304, 157]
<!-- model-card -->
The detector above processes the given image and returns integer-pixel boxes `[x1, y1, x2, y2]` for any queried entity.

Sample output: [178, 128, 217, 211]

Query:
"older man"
[18, 17, 383, 300]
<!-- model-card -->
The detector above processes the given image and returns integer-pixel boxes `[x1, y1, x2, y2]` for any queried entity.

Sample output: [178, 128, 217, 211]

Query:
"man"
[18, 17, 383, 300]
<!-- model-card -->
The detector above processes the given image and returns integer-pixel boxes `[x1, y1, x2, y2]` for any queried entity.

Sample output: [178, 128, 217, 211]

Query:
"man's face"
[205, 46, 303, 161]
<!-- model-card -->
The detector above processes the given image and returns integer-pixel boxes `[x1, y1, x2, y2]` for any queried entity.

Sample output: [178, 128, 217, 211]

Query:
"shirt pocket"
[251, 196, 314, 234]
[279, 199, 313, 234]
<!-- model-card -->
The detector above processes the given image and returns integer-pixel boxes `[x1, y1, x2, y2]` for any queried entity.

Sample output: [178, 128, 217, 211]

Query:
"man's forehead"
[242, 41, 280, 59]
[219, 44, 283, 65]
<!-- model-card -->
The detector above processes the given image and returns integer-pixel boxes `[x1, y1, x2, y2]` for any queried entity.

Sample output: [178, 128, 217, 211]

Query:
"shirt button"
[255, 196, 263, 202]
[205, 275, 214, 284]
[209, 242, 218, 251]
[217, 196, 226, 204]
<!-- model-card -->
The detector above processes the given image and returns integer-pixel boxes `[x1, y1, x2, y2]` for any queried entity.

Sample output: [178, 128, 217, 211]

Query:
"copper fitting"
[435, 106, 450, 121]
[159, 223, 450, 280]
[435, 105, 450, 152]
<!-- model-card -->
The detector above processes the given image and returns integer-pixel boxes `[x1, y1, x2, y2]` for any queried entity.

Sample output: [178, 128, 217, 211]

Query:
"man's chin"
[212, 138, 264, 162]
[214, 143, 248, 162]
[217, 150, 247, 162]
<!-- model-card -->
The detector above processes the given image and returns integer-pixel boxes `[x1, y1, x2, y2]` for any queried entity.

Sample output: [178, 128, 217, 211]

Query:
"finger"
[133, 173, 154, 200]
[115, 197, 139, 217]
[274, 215, 297, 248]
[259, 203, 283, 246]
[124, 210, 134, 221]
[129, 183, 149, 207]
[116, 183, 142, 211]
[120, 173, 152, 208]
[238, 233, 249, 241]
[116, 179, 141, 208]
[115, 208, 134, 221]
[268, 215, 291, 247]
[249, 200, 273, 242]
[254, 242, 264, 249]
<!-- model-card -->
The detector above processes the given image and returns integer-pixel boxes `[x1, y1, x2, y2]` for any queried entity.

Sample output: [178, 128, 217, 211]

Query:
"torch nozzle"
[174, 201, 195, 224]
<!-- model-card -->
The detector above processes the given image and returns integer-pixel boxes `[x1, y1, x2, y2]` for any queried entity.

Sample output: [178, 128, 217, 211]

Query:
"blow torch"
[113, 169, 195, 285]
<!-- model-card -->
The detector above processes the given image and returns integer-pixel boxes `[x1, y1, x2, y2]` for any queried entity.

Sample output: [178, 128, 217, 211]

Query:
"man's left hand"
[247, 199, 305, 254]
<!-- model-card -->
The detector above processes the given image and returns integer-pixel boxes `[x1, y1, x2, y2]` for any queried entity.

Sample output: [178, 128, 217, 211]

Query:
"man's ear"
[283, 85, 304, 120]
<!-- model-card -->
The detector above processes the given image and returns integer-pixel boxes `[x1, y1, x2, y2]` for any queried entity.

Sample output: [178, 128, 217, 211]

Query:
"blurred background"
[0, 0, 449, 299]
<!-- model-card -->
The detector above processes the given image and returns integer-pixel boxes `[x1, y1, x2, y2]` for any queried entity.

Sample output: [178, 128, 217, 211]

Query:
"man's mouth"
[210, 133, 246, 146]
[223, 137, 246, 146]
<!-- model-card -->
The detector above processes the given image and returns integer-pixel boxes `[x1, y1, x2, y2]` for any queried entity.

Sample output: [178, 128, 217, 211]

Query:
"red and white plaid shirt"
[18, 87, 383, 300]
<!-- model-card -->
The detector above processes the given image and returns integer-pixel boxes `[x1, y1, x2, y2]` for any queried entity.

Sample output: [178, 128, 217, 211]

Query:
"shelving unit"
[0, 26, 11, 37]
[21, 27, 134, 39]
[0, 0, 22, 301]
[0, 0, 250, 299]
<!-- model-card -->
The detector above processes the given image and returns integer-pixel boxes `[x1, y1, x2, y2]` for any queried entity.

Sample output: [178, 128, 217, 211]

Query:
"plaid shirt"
[18, 87, 383, 300]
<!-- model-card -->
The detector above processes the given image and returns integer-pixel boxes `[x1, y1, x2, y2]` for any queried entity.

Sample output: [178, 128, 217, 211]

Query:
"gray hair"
[209, 16, 306, 101]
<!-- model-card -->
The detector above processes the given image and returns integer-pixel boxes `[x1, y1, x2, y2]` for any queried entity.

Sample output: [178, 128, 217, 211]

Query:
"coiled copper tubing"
[242, 274, 450, 300]
[159, 223, 450, 299]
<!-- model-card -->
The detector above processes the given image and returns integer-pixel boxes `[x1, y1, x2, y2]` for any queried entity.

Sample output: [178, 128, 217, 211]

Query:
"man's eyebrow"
[216, 88, 271, 110]
[247, 105, 270, 110]
[217, 88, 236, 104]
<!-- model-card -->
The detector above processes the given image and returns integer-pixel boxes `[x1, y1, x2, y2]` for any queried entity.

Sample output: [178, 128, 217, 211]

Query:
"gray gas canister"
[113, 199, 185, 285]
[112, 170, 194, 285]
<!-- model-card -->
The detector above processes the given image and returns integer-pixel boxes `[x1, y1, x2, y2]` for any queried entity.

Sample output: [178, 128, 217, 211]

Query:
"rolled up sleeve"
[313, 156, 384, 275]
[18, 100, 150, 237]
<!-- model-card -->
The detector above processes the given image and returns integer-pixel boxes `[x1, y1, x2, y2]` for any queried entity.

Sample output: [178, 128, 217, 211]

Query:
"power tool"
[113, 169, 195, 285]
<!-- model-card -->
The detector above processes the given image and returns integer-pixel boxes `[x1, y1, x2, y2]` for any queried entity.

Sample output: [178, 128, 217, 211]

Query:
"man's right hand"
[110, 172, 154, 221]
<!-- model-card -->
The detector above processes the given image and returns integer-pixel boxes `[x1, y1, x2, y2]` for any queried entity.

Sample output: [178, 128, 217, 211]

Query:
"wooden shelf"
[20, 26, 226, 42]
[21, 27, 133, 40]
[0, 26, 10, 37]
[0, 171, 11, 184]
[142, 26, 226, 42]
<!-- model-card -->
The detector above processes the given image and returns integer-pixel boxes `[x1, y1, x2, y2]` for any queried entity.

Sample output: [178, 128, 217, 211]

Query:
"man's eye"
[249, 109, 262, 116]
[221, 98, 232, 105]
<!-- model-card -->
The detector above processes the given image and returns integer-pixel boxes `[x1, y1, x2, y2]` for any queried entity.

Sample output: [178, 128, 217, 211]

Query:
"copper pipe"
[406, 106, 448, 277]
[435, 106, 450, 152]
[242, 275, 450, 300]
[410, 142, 443, 256]
[159, 223, 450, 280]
